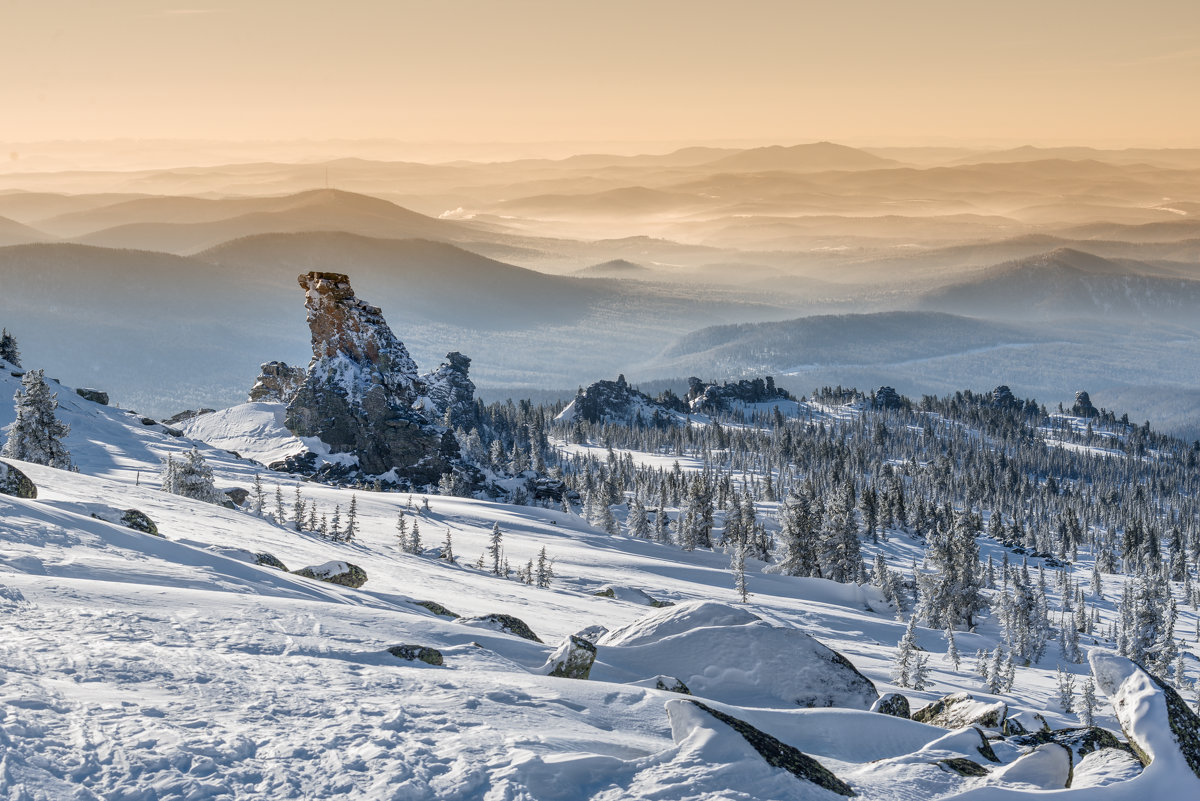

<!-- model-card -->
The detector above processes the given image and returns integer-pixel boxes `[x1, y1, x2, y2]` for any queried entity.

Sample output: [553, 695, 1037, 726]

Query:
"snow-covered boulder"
[871, 693, 911, 719]
[597, 600, 760, 647]
[87, 505, 160, 536]
[387, 644, 444, 666]
[991, 742, 1073, 790]
[911, 692, 1006, 730]
[205, 547, 289, 572]
[593, 601, 878, 710]
[666, 699, 855, 796]
[1011, 726, 1132, 760]
[461, 613, 543, 643]
[543, 635, 597, 680]
[292, 561, 368, 588]
[1090, 650, 1200, 787]
[593, 584, 671, 607]
[0, 460, 36, 498]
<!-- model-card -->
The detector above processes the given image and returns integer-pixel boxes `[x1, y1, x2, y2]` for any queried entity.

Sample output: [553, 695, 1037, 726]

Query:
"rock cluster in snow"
[247, 361, 307, 403]
[685, 376, 791, 413]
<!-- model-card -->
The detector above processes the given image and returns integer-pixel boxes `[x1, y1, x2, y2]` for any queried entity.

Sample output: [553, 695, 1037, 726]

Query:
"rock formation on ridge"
[283, 272, 454, 482]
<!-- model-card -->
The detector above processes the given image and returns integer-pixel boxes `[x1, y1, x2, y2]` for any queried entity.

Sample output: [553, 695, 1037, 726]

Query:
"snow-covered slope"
[0, 366, 1192, 800]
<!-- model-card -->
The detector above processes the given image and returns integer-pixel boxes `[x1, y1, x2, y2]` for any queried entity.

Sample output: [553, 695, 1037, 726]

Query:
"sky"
[4, 0, 1200, 152]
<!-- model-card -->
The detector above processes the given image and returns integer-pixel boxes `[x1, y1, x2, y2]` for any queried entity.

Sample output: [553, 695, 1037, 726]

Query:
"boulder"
[912, 692, 1006, 730]
[594, 601, 878, 710]
[119, 509, 159, 536]
[248, 361, 308, 403]
[593, 584, 671, 607]
[992, 743, 1073, 790]
[284, 272, 454, 482]
[387, 644, 443, 666]
[935, 757, 989, 777]
[75, 387, 109, 405]
[871, 693, 911, 719]
[163, 408, 215, 426]
[292, 561, 368, 588]
[668, 699, 855, 796]
[0, 460, 36, 499]
[544, 635, 597, 679]
[223, 487, 249, 506]
[1091, 651, 1200, 780]
[254, 552, 288, 571]
[1012, 726, 1133, 759]
[413, 600, 459, 618]
[460, 613, 543, 643]
[629, 675, 692, 694]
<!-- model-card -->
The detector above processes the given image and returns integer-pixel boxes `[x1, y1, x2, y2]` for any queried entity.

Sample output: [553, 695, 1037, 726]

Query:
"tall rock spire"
[284, 272, 449, 480]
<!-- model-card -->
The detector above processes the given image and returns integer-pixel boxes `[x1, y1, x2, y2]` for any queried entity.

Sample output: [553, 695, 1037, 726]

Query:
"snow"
[179, 402, 304, 465]
[0, 365, 1186, 800]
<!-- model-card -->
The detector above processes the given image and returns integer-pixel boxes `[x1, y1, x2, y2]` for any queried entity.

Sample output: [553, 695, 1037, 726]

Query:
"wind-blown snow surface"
[0, 367, 1189, 800]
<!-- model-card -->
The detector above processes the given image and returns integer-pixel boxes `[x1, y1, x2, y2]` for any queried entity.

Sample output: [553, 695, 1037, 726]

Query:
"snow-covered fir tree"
[3, 369, 73, 470]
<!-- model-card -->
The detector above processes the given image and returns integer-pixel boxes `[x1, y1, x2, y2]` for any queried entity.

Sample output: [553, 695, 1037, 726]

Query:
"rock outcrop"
[420, 352, 477, 429]
[544, 635, 597, 679]
[461, 613, 543, 643]
[871, 693, 911, 719]
[248, 361, 307, 403]
[387, 644, 444, 666]
[685, 376, 792, 414]
[75, 387, 109, 405]
[557, 375, 676, 427]
[283, 272, 454, 482]
[912, 692, 1006, 730]
[292, 561, 368, 588]
[668, 699, 855, 796]
[0, 460, 36, 499]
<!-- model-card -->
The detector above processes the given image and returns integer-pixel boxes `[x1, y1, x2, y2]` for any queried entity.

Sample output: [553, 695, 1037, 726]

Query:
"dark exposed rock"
[387, 644, 444, 666]
[1071, 390, 1098, 418]
[75, 387, 109, 405]
[1145, 665, 1200, 775]
[421, 352, 477, 429]
[163, 408, 215, 426]
[546, 635, 597, 679]
[871, 693, 911, 719]
[527, 476, 569, 502]
[248, 361, 308, 403]
[120, 509, 159, 536]
[686, 376, 791, 414]
[912, 692, 1006, 730]
[224, 487, 249, 506]
[935, 758, 990, 777]
[461, 613, 543, 643]
[992, 385, 1018, 407]
[0, 460, 36, 499]
[254, 552, 288, 571]
[283, 272, 454, 483]
[873, 386, 903, 410]
[413, 600, 459, 618]
[683, 700, 855, 796]
[1012, 727, 1133, 759]
[292, 561, 368, 589]
[638, 675, 691, 694]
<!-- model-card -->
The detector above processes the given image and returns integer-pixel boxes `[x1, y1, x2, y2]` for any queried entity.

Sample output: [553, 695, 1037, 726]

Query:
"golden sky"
[5, 0, 1200, 148]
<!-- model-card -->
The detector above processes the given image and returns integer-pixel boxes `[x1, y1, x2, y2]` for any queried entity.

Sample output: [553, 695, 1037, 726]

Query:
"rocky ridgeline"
[266, 272, 475, 486]
[560, 374, 794, 426]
